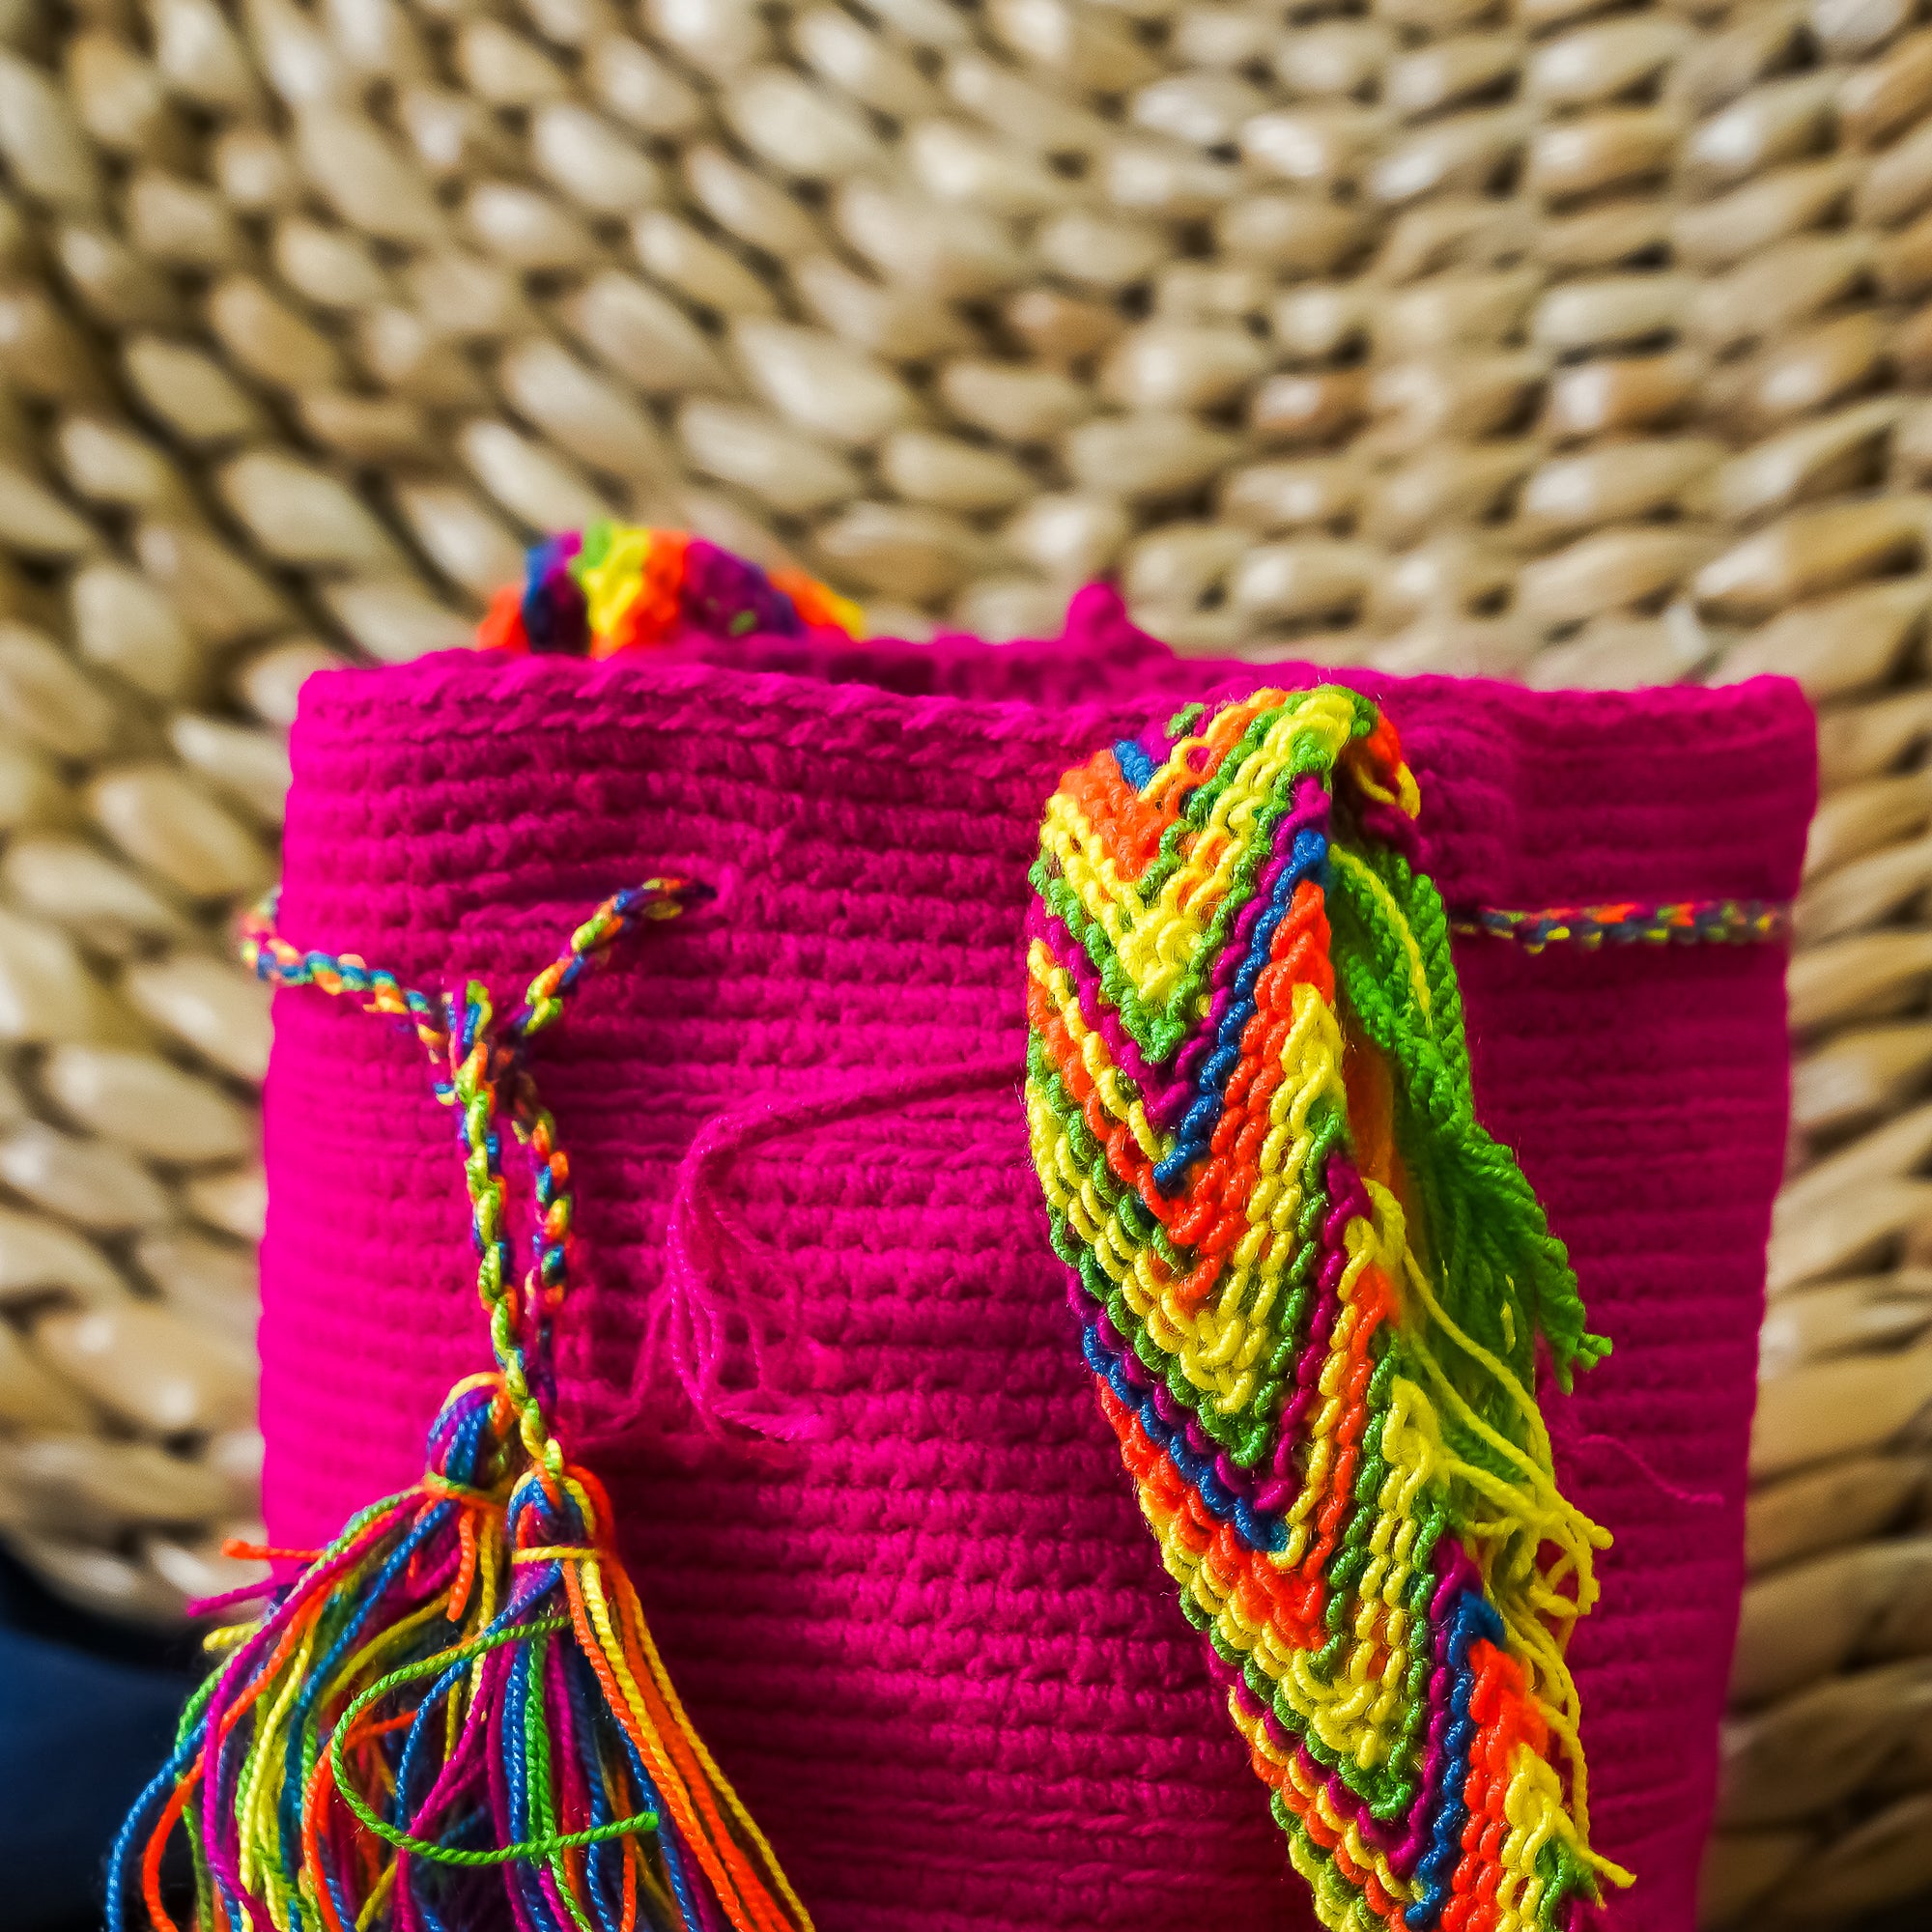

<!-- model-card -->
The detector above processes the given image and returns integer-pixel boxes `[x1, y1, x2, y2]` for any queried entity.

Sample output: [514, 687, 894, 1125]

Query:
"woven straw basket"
[0, 0, 1927, 1923]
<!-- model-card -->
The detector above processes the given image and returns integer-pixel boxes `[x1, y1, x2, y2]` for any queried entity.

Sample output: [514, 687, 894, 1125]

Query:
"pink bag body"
[261, 593, 1811, 1932]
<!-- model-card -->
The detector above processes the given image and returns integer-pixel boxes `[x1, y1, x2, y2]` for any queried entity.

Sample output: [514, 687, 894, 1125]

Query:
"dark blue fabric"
[0, 1553, 193, 1929]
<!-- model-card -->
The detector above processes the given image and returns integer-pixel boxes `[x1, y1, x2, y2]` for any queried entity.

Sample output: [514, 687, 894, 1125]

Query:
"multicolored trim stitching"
[1452, 898, 1791, 952]
[1024, 689, 1634, 1932]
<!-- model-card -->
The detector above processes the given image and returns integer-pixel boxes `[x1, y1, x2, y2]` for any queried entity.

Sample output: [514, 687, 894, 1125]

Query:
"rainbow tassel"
[110, 882, 810, 1932]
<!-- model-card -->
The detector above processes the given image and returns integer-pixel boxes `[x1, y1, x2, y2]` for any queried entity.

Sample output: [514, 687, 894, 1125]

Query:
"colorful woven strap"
[111, 881, 813, 1932]
[1024, 689, 1635, 1932]
[475, 521, 863, 659]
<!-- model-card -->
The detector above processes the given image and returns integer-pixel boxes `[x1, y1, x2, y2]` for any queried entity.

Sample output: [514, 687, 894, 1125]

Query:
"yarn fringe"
[109, 882, 811, 1932]
[1328, 837, 1624, 1856]
[1328, 842, 1610, 1399]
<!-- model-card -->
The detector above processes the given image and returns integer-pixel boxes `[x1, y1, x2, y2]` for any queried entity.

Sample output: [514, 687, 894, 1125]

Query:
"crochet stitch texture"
[261, 598, 1811, 1932]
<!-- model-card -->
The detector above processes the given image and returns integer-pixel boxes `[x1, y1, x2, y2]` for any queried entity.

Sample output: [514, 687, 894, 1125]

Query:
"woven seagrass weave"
[0, 0, 1924, 1924]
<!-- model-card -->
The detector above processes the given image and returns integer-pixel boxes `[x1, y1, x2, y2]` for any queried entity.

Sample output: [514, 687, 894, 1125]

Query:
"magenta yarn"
[261, 588, 1812, 1932]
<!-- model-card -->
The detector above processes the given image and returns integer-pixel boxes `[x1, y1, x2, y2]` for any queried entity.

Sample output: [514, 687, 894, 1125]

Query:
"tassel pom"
[115, 880, 810, 1932]
[474, 522, 863, 661]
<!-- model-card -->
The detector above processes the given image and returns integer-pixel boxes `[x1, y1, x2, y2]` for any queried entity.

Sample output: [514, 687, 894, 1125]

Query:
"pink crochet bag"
[118, 536, 1812, 1932]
